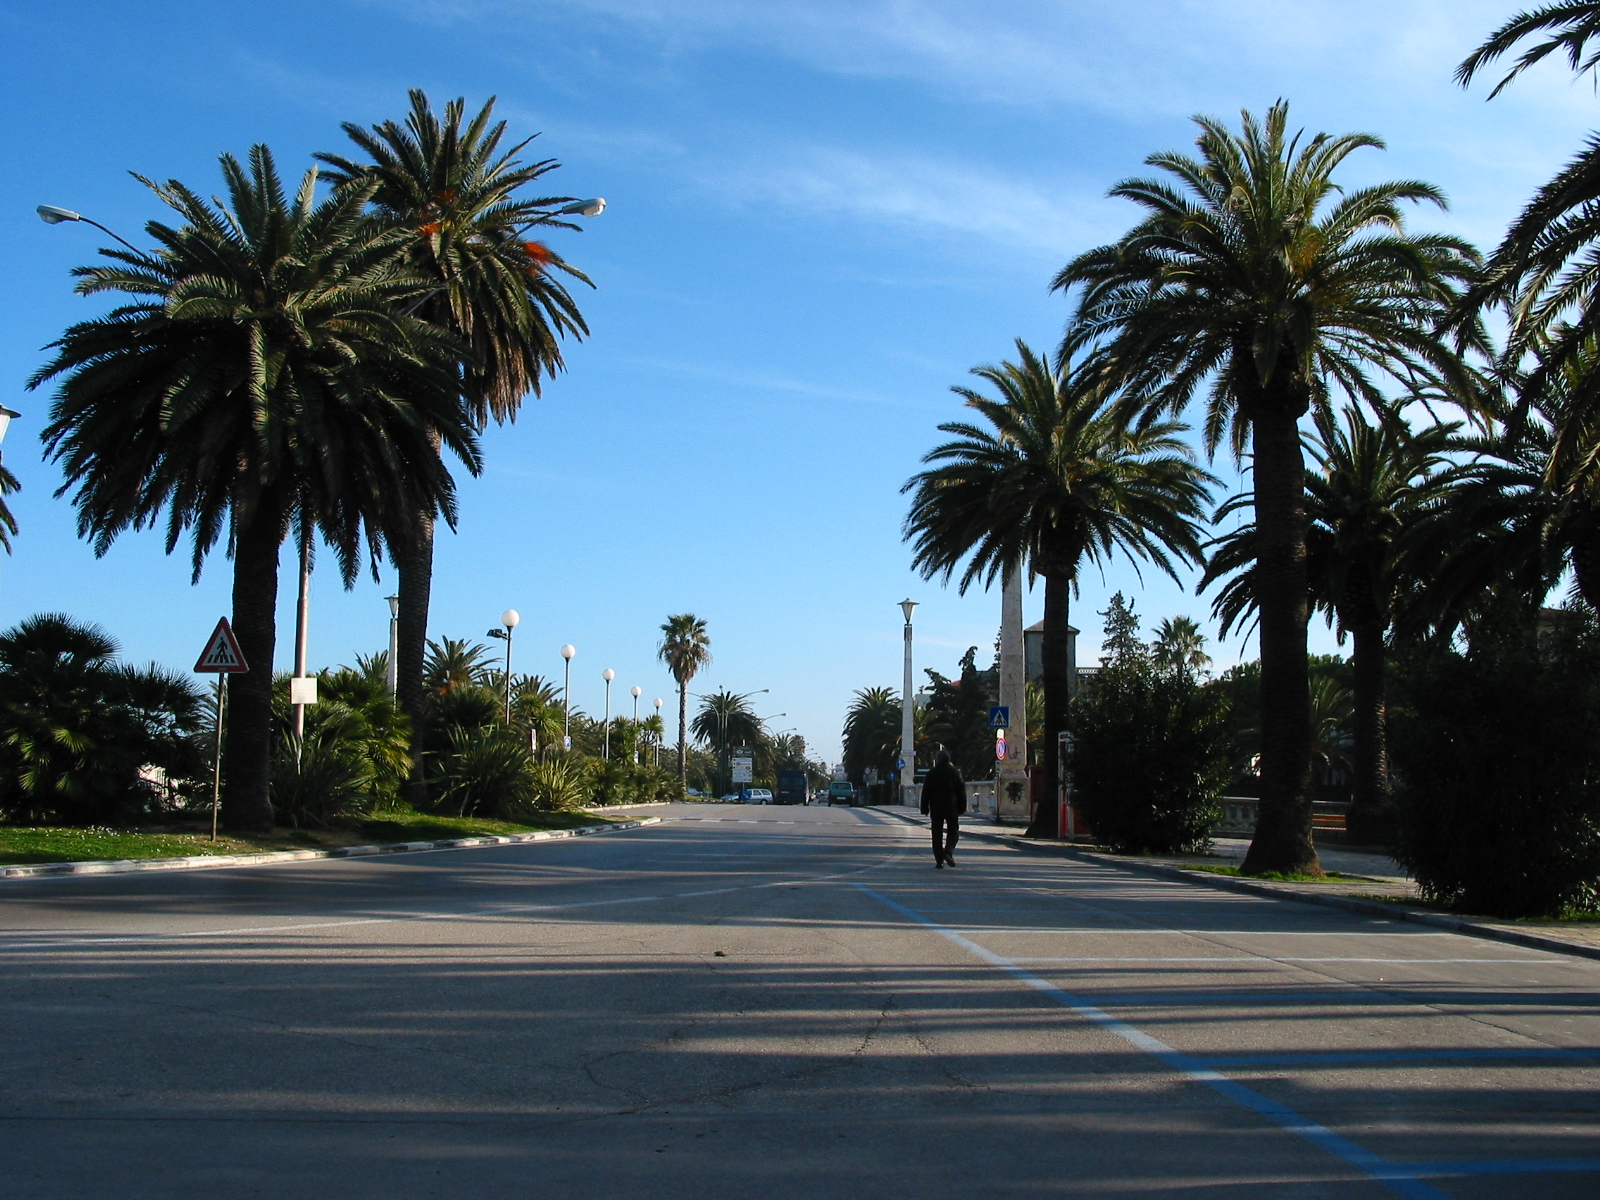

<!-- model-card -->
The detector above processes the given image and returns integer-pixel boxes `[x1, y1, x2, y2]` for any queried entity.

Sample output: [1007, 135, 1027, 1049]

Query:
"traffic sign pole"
[193, 618, 249, 841]
[210, 676, 226, 841]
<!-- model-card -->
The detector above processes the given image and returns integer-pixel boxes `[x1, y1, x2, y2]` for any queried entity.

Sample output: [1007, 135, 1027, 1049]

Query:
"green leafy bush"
[270, 716, 375, 828]
[1069, 655, 1232, 854]
[1391, 611, 1600, 917]
[0, 614, 205, 825]
[430, 724, 534, 818]
[518, 757, 592, 813]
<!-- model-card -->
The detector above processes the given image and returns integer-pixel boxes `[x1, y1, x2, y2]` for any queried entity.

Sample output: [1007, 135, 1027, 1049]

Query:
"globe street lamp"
[561, 644, 576, 750]
[37, 205, 145, 256]
[653, 697, 664, 767]
[602, 668, 616, 760]
[630, 686, 643, 762]
[487, 610, 519, 722]
[386, 595, 400, 699]
[899, 599, 918, 808]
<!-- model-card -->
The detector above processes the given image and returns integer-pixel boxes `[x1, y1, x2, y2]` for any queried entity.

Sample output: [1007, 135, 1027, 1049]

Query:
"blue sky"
[1, 1, 1595, 759]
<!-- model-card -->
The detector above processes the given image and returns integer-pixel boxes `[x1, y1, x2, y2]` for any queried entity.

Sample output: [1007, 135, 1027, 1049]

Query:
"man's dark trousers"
[931, 812, 959, 863]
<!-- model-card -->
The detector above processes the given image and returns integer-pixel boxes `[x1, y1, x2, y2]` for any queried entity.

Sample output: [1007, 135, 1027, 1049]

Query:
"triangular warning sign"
[194, 618, 249, 673]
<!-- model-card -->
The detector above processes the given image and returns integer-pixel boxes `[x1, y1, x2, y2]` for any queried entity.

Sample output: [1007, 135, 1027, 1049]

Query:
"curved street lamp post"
[488, 610, 519, 723]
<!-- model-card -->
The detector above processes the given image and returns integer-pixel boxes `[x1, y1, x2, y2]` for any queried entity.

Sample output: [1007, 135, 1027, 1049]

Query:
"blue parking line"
[858, 884, 1457, 1200]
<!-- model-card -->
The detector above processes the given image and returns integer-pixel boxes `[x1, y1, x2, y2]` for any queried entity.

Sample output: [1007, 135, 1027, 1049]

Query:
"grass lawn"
[1185, 863, 1374, 883]
[0, 806, 623, 866]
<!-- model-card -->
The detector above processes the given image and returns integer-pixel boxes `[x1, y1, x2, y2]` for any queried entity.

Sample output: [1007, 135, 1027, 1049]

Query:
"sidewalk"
[871, 806, 1600, 962]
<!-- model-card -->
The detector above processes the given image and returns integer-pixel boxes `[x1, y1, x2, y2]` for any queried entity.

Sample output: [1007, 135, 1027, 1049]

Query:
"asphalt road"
[2, 802, 1597, 1198]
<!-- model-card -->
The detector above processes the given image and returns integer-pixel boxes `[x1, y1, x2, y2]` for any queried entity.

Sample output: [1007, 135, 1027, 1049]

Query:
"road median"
[0, 817, 661, 882]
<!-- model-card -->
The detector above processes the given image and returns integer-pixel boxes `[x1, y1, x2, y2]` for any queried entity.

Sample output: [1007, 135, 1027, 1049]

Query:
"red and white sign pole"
[194, 618, 249, 841]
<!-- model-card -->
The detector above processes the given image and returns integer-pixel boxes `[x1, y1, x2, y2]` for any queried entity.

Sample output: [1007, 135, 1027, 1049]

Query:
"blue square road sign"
[988, 706, 1010, 729]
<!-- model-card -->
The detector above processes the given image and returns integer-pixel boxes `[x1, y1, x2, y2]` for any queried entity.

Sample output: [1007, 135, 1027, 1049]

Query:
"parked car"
[739, 788, 774, 804]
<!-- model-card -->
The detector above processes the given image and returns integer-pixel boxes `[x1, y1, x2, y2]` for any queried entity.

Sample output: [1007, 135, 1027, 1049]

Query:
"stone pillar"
[997, 561, 1030, 820]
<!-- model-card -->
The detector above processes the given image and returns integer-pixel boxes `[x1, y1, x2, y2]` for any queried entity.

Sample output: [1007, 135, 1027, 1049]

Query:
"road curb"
[1002, 837, 1600, 965]
[0, 818, 661, 882]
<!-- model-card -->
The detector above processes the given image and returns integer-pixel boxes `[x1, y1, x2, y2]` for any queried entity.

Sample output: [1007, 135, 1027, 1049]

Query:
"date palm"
[842, 686, 902, 788]
[902, 339, 1214, 838]
[318, 91, 594, 803]
[1152, 616, 1211, 677]
[1204, 407, 1459, 843]
[658, 613, 711, 790]
[691, 689, 762, 795]
[0, 463, 16, 554]
[32, 146, 477, 830]
[1053, 103, 1478, 874]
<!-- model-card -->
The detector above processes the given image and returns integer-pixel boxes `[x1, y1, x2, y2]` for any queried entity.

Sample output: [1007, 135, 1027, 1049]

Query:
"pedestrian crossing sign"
[194, 618, 249, 673]
[989, 706, 1010, 729]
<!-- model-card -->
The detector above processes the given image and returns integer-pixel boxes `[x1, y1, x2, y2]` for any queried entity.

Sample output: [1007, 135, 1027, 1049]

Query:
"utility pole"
[899, 599, 918, 808]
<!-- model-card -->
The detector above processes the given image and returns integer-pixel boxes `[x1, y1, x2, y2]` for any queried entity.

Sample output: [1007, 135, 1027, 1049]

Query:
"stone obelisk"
[997, 561, 1029, 821]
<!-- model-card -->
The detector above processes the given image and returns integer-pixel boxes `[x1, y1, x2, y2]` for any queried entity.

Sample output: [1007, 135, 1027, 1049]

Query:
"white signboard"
[731, 756, 754, 784]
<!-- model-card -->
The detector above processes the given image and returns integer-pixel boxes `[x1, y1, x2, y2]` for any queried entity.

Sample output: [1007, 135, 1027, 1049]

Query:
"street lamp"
[630, 686, 643, 762]
[37, 205, 145, 256]
[0, 406, 17, 466]
[602, 668, 616, 760]
[653, 697, 663, 767]
[900, 599, 918, 807]
[560, 645, 576, 750]
[488, 610, 519, 722]
[385, 595, 400, 698]
[556, 198, 607, 217]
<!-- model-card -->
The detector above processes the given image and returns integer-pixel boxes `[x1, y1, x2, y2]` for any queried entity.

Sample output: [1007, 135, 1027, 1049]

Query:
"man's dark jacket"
[920, 762, 967, 815]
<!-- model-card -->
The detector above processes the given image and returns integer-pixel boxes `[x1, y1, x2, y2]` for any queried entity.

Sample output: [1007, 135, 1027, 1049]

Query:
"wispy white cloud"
[707, 142, 1112, 258]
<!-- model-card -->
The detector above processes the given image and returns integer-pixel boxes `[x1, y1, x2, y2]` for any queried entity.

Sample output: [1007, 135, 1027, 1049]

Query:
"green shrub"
[430, 724, 534, 818]
[520, 757, 592, 813]
[1391, 612, 1600, 917]
[1070, 655, 1232, 854]
[0, 614, 205, 825]
[270, 717, 375, 828]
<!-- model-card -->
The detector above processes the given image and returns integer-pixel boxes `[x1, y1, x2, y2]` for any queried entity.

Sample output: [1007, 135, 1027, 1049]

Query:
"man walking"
[920, 749, 966, 868]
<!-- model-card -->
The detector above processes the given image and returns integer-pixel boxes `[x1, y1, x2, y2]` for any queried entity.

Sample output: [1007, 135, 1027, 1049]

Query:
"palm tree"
[33, 146, 478, 831]
[318, 91, 595, 802]
[0, 463, 17, 554]
[691, 689, 763, 795]
[658, 613, 711, 791]
[1204, 407, 1460, 842]
[902, 340, 1215, 837]
[1053, 103, 1479, 874]
[425, 637, 494, 695]
[842, 687, 902, 789]
[1152, 617, 1211, 677]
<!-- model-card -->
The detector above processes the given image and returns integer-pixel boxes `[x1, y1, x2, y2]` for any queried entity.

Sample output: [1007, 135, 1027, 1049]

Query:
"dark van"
[775, 769, 809, 806]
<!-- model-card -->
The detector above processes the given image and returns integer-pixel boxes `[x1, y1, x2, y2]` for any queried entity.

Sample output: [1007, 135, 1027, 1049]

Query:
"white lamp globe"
[561, 644, 576, 660]
[602, 668, 616, 682]
[501, 609, 520, 629]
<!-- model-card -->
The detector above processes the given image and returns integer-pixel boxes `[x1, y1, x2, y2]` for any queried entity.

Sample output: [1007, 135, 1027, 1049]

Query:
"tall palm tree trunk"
[395, 513, 435, 807]
[224, 504, 284, 832]
[1026, 573, 1071, 838]
[1241, 405, 1320, 875]
[677, 682, 689, 792]
[1346, 619, 1390, 845]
